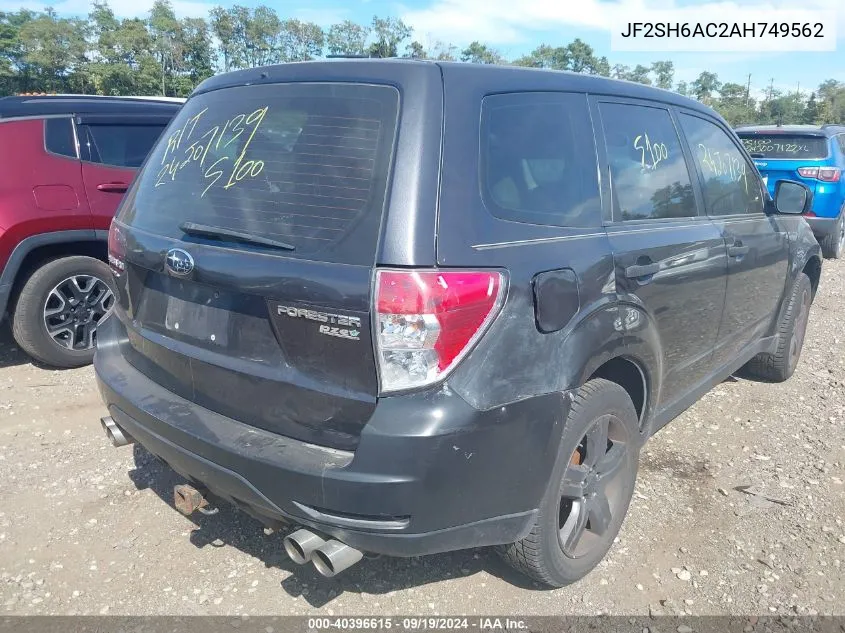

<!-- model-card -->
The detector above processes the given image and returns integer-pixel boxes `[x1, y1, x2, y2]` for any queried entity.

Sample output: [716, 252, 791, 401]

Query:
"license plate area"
[165, 296, 230, 346]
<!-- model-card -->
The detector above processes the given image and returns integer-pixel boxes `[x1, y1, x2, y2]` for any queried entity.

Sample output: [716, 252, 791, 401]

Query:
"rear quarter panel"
[434, 65, 659, 418]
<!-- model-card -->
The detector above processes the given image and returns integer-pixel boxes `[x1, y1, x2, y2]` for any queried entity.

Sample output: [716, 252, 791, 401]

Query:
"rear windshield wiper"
[178, 222, 295, 251]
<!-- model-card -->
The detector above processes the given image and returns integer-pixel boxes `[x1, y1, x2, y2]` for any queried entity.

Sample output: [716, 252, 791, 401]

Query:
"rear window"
[119, 83, 400, 265]
[738, 134, 829, 159]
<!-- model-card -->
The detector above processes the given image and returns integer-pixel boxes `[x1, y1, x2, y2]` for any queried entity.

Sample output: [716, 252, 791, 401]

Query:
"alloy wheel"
[43, 275, 115, 351]
[558, 414, 631, 558]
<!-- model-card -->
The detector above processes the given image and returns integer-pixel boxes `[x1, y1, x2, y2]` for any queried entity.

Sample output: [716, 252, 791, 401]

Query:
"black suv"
[95, 60, 821, 587]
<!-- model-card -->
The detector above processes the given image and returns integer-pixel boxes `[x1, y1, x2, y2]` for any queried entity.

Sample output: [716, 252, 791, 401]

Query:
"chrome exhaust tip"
[283, 529, 326, 565]
[311, 540, 363, 577]
[101, 416, 134, 448]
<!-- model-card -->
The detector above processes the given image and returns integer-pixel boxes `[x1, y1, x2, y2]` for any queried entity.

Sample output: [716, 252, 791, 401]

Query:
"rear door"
[679, 112, 789, 367]
[77, 114, 171, 224]
[110, 81, 402, 451]
[593, 98, 728, 408]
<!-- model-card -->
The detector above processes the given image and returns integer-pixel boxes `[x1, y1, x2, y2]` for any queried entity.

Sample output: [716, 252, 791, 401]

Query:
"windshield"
[118, 82, 400, 265]
[738, 134, 828, 159]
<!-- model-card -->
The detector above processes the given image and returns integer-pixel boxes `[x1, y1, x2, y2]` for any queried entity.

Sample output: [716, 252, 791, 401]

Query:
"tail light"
[107, 220, 126, 277]
[374, 270, 505, 393]
[818, 167, 841, 182]
[798, 166, 841, 182]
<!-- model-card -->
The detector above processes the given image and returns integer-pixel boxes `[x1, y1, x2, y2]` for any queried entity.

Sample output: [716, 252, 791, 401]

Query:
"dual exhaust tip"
[283, 529, 363, 577]
[101, 416, 134, 448]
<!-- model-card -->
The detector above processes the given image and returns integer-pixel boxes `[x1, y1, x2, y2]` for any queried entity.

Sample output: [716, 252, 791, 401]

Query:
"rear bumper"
[94, 317, 568, 557]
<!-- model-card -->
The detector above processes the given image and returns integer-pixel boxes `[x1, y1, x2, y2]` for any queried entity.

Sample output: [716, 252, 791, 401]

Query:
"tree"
[804, 92, 820, 124]
[368, 16, 411, 58]
[326, 20, 369, 56]
[716, 82, 755, 126]
[513, 44, 568, 69]
[429, 41, 457, 61]
[629, 64, 652, 85]
[562, 38, 607, 74]
[692, 71, 721, 103]
[817, 79, 845, 124]
[460, 41, 504, 65]
[612, 63, 631, 80]
[0, 10, 37, 92]
[676, 80, 689, 97]
[180, 17, 214, 85]
[651, 60, 673, 90]
[592, 56, 610, 77]
[148, 0, 182, 95]
[279, 19, 323, 61]
[18, 10, 88, 92]
[210, 6, 237, 72]
[404, 41, 426, 59]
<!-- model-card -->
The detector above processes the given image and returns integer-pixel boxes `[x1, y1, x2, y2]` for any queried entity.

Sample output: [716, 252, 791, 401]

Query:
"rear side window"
[838, 135, 845, 156]
[44, 118, 77, 158]
[680, 114, 763, 216]
[738, 134, 828, 159]
[480, 93, 601, 228]
[79, 124, 167, 168]
[599, 102, 697, 221]
[120, 83, 399, 265]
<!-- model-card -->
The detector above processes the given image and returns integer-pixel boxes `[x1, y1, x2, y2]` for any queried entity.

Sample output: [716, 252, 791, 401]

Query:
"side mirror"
[774, 180, 812, 215]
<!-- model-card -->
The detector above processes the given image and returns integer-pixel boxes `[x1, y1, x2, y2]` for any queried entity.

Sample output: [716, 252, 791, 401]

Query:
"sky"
[3, 0, 843, 98]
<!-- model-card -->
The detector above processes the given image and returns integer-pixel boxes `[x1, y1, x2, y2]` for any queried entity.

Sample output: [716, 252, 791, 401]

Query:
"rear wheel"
[820, 213, 844, 259]
[11, 256, 116, 368]
[742, 272, 812, 383]
[498, 378, 639, 587]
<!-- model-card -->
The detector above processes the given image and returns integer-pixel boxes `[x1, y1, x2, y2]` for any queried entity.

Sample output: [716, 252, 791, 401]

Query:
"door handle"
[96, 182, 128, 193]
[625, 262, 660, 278]
[728, 243, 750, 257]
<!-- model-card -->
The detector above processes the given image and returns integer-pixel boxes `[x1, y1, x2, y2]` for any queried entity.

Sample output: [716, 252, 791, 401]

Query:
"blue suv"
[737, 125, 845, 259]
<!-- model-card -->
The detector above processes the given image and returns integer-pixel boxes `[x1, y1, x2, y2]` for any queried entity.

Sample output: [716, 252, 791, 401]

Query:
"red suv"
[0, 95, 181, 367]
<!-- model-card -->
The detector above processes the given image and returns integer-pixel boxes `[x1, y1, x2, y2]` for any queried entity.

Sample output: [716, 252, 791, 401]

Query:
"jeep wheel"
[498, 378, 639, 587]
[11, 256, 116, 368]
[742, 272, 812, 383]
[820, 214, 844, 260]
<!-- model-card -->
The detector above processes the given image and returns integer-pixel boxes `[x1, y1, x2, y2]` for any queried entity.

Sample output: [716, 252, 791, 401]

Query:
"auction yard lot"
[0, 261, 843, 616]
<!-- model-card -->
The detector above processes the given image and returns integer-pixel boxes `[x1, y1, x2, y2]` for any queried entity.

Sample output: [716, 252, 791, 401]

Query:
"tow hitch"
[173, 484, 218, 516]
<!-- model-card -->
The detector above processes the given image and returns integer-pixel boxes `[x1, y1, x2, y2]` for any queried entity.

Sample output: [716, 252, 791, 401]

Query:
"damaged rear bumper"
[94, 317, 569, 556]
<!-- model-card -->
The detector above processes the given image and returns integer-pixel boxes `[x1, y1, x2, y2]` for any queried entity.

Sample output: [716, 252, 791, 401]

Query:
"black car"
[95, 60, 821, 587]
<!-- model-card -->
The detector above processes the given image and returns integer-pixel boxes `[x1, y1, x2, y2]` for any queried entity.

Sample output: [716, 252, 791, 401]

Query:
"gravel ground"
[0, 259, 843, 617]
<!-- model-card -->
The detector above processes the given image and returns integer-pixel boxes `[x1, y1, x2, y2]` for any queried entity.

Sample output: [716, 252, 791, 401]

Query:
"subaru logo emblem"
[165, 248, 194, 276]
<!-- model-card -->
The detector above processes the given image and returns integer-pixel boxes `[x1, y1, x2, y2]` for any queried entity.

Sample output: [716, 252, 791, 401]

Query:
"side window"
[838, 135, 845, 157]
[480, 93, 601, 228]
[79, 124, 167, 168]
[679, 114, 764, 216]
[44, 118, 77, 159]
[599, 102, 697, 221]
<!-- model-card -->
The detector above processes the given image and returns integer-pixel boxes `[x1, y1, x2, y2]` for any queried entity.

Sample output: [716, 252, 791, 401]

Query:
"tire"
[742, 272, 812, 383]
[820, 213, 844, 260]
[11, 256, 116, 368]
[498, 378, 640, 587]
